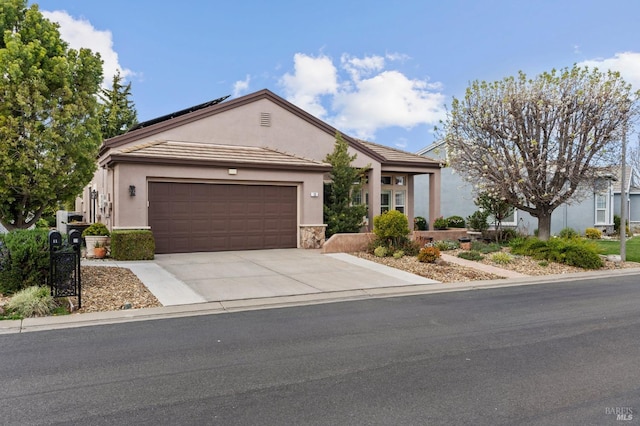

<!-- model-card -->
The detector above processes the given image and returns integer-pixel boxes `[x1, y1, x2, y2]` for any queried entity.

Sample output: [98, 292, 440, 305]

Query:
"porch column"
[428, 170, 441, 227]
[369, 167, 381, 230]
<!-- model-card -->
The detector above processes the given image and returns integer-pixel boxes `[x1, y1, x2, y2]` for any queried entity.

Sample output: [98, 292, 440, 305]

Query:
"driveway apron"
[152, 249, 436, 303]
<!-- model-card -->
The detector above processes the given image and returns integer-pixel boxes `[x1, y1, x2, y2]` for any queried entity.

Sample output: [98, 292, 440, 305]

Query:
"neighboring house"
[78, 89, 442, 254]
[415, 140, 637, 235]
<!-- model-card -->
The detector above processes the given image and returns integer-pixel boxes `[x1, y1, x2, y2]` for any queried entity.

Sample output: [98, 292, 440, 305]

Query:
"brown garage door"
[149, 182, 297, 254]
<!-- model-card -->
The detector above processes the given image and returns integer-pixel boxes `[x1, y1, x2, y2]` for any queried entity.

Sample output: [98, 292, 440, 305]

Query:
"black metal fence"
[48, 230, 82, 308]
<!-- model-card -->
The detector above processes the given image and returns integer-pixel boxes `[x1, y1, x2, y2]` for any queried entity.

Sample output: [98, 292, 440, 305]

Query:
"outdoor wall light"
[129, 185, 136, 196]
[228, 168, 238, 175]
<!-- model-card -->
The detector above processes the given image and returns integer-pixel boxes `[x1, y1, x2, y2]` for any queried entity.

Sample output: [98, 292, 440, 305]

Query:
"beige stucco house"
[78, 89, 441, 253]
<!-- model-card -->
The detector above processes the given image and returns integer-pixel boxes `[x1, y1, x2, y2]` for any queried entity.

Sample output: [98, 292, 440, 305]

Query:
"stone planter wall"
[300, 225, 327, 249]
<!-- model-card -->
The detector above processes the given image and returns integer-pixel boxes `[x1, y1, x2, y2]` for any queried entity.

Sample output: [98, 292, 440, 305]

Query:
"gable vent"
[260, 112, 271, 127]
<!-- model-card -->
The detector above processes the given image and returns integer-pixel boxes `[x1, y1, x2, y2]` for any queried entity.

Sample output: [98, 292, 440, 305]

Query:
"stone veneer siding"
[300, 225, 327, 249]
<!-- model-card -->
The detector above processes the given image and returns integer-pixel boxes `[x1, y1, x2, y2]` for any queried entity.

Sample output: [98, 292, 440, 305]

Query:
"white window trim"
[594, 193, 610, 225]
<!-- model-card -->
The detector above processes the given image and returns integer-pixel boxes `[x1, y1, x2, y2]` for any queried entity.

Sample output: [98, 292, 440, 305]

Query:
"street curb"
[3, 267, 639, 334]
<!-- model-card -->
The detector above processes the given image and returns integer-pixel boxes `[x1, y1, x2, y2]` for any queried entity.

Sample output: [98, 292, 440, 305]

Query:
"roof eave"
[102, 154, 332, 172]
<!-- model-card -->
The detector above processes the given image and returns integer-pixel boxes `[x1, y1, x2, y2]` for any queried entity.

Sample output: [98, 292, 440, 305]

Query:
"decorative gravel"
[354, 248, 640, 283]
[75, 266, 161, 313]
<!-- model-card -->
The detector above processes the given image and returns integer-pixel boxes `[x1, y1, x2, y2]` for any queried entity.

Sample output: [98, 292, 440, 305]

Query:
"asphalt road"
[2, 276, 640, 425]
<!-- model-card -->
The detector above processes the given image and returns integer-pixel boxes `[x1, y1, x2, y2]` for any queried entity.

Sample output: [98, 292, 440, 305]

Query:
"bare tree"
[444, 65, 638, 240]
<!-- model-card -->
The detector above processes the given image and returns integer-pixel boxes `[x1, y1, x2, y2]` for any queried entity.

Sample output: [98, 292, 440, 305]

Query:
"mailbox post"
[48, 229, 82, 308]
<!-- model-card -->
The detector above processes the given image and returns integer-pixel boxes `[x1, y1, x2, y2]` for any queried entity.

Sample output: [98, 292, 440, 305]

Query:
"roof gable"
[100, 88, 440, 170]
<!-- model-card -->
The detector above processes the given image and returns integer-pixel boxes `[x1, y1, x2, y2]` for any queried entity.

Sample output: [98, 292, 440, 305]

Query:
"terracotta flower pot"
[94, 246, 107, 259]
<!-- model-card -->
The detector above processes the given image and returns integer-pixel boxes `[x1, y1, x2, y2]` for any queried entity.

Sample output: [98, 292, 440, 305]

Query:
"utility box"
[56, 210, 85, 235]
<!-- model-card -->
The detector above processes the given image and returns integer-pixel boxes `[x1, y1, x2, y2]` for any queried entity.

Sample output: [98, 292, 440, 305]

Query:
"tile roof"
[354, 139, 440, 166]
[105, 140, 331, 170]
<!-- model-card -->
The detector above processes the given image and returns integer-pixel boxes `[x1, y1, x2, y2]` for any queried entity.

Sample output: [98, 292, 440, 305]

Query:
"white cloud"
[42, 10, 134, 87]
[579, 51, 640, 89]
[279, 53, 338, 118]
[279, 52, 446, 140]
[341, 54, 385, 82]
[233, 75, 251, 97]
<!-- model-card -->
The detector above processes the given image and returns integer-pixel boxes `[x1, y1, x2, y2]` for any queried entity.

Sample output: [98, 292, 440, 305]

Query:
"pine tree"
[99, 70, 138, 139]
[323, 133, 369, 237]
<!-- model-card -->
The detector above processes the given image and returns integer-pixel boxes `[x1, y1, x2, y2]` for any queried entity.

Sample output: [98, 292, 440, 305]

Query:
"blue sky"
[36, 0, 640, 153]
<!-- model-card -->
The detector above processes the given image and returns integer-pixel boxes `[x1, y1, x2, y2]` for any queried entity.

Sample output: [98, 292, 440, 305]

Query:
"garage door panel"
[149, 182, 297, 253]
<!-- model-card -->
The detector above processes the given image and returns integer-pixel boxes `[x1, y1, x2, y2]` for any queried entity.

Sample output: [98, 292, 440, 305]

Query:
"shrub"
[563, 241, 603, 269]
[466, 210, 489, 232]
[373, 210, 410, 245]
[393, 250, 405, 259]
[110, 230, 155, 260]
[491, 252, 512, 264]
[81, 222, 111, 237]
[471, 240, 501, 253]
[585, 228, 602, 239]
[417, 246, 440, 263]
[413, 216, 428, 231]
[5, 286, 57, 318]
[457, 250, 484, 261]
[0, 229, 50, 294]
[509, 236, 603, 269]
[374, 246, 388, 257]
[446, 215, 466, 228]
[558, 227, 579, 239]
[614, 215, 630, 235]
[434, 239, 459, 251]
[433, 216, 448, 230]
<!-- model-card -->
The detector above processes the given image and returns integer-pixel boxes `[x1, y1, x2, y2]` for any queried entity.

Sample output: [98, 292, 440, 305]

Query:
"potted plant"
[93, 241, 107, 259]
[82, 222, 111, 258]
[433, 216, 448, 230]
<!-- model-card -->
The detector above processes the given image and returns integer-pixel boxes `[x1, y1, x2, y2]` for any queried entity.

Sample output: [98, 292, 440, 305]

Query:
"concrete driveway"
[145, 249, 437, 305]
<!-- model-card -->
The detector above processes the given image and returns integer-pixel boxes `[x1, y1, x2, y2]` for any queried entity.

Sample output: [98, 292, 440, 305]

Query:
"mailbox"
[68, 229, 82, 248]
[48, 230, 62, 251]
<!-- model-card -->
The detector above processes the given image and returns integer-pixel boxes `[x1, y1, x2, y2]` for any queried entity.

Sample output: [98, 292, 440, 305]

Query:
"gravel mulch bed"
[354, 248, 640, 283]
[75, 266, 161, 313]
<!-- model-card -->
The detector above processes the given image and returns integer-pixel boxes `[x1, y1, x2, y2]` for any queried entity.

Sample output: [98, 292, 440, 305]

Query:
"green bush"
[585, 227, 602, 239]
[110, 230, 155, 260]
[457, 250, 484, 261]
[417, 246, 440, 263]
[374, 246, 388, 257]
[374, 210, 410, 241]
[434, 239, 459, 251]
[0, 229, 50, 294]
[446, 215, 466, 228]
[393, 250, 405, 259]
[509, 236, 603, 269]
[491, 252, 512, 264]
[5, 286, 57, 318]
[433, 216, 448, 230]
[81, 222, 111, 237]
[466, 210, 489, 232]
[564, 244, 603, 269]
[413, 216, 428, 231]
[558, 227, 579, 239]
[471, 240, 501, 253]
[614, 215, 630, 235]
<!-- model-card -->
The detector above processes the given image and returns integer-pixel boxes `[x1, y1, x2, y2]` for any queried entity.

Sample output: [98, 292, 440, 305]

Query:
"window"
[380, 175, 408, 214]
[352, 190, 368, 206]
[381, 191, 391, 213]
[395, 191, 406, 213]
[595, 193, 607, 224]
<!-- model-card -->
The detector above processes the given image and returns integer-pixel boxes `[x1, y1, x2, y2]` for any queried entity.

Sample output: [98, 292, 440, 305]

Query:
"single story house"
[78, 89, 442, 253]
[415, 140, 640, 235]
